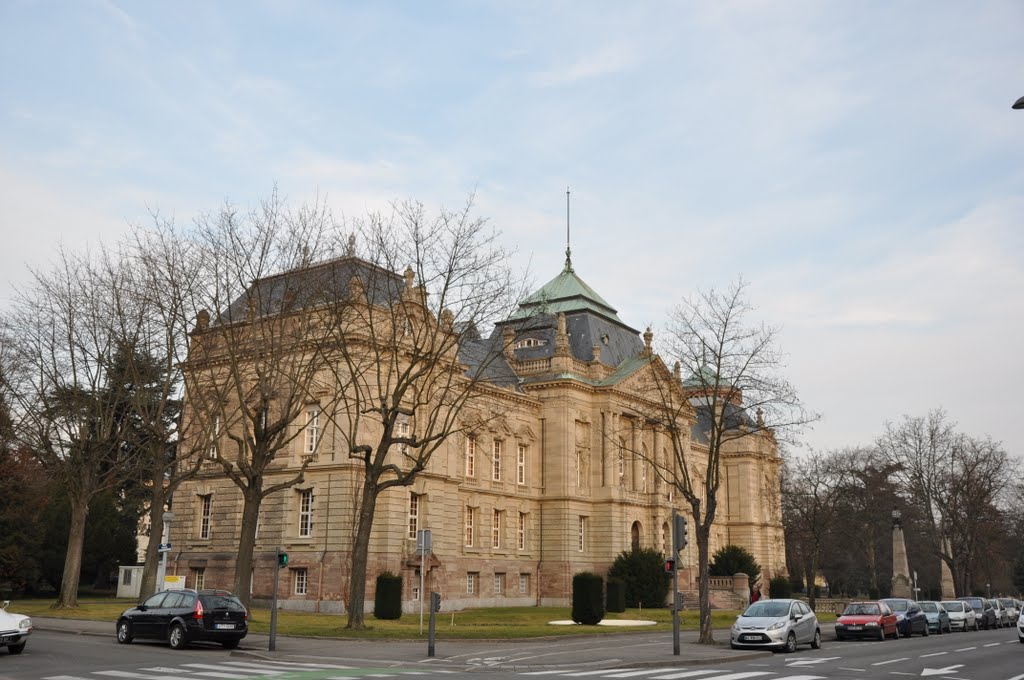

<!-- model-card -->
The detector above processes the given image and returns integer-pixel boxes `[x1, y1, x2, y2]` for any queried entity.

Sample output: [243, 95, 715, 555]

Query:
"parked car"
[958, 596, 996, 629]
[116, 588, 248, 649]
[881, 598, 929, 637]
[940, 599, 979, 632]
[730, 598, 822, 653]
[919, 601, 952, 634]
[991, 599, 1010, 628]
[0, 601, 32, 655]
[835, 601, 899, 641]
[998, 598, 1019, 624]
[1017, 606, 1024, 643]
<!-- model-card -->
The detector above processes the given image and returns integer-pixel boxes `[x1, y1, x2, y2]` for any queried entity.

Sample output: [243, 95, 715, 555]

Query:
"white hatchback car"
[0, 601, 32, 655]
[940, 600, 979, 632]
[731, 598, 822, 653]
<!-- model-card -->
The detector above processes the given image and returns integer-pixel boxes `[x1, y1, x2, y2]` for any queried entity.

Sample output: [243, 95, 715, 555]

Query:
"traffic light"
[664, 559, 676, 573]
[277, 550, 288, 568]
[673, 513, 688, 552]
[430, 591, 442, 613]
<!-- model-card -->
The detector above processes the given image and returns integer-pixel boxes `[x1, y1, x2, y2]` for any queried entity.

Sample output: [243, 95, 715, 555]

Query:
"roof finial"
[564, 186, 573, 272]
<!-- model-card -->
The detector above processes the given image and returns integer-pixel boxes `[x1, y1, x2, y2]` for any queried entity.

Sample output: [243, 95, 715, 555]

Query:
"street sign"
[158, 543, 172, 552]
[416, 529, 432, 555]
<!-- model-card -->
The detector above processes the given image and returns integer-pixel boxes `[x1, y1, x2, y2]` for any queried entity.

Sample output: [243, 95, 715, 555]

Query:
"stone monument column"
[891, 508, 912, 598]
[940, 538, 956, 599]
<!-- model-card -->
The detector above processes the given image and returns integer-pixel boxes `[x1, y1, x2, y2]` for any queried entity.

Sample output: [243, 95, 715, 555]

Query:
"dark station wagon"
[116, 588, 248, 649]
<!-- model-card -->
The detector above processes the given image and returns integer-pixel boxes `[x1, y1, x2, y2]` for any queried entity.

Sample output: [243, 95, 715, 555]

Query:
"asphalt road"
[3, 625, 1024, 680]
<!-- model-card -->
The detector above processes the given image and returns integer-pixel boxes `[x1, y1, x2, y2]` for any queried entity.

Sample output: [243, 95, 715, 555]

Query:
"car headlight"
[18, 617, 31, 630]
[895, 614, 905, 621]
[865, 621, 879, 627]
[767, 620, 787, 631]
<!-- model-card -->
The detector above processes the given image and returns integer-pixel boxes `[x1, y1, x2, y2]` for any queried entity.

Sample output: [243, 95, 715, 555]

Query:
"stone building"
[167, 252, 785, 612]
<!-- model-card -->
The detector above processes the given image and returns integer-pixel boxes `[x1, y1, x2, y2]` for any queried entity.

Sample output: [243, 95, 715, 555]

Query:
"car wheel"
[116, 619, 134, 644]
[878, 627, 886, 641]
[7, 642, 26, 655]
[785, 632, 798, 653]
[168, 623, 188, 650]
[811, 629, 822, 649]
[1019, 636, 1024, 644]
[221, 639, 239, 649]
[922, 621, 929, 637]
[974, 620, 979, 631]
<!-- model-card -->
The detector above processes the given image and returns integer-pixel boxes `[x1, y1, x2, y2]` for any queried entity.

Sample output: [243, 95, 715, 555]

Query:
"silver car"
[998, 598, 1019, 624]
[731, 598, 822, 653]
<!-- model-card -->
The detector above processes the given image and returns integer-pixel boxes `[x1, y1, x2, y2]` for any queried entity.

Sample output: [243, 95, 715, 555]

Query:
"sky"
[1, 1, 1022, 458]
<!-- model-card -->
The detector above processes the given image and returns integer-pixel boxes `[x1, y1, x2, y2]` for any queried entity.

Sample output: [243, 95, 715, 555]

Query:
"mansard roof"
[509, 260, 630, 328]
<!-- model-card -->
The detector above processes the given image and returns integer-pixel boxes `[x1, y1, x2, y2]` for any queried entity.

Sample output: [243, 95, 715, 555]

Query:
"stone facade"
[167, 255, 786, 612]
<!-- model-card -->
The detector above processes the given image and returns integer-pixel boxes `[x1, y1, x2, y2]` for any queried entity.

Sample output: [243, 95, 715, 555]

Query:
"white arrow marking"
[787, 656, 840, 667]
[920, 664, 963, 677]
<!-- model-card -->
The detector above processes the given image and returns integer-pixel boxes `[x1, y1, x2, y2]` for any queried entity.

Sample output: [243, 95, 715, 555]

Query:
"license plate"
[849, 625, 862, 630]
[740, 635, 759, 641]
[215, 623, 235, 630]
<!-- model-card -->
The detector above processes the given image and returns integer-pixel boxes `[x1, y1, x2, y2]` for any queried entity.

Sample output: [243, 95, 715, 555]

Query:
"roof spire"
[564, 186, 573, 272]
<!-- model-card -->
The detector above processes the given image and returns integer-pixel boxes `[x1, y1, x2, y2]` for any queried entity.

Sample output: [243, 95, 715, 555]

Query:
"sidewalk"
[32, 616, 768, 671]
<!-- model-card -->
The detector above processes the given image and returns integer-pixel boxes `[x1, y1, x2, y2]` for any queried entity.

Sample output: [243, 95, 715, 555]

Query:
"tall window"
[396, 417, 410, 455]
[299, 489, 314, 538]
[576, 451, 582, 487]
[192, 567, 205, 590]
[517, 444, 526, 485]
[408, 493, 420, 539]
[494, 573, 505, 595]
[467, 572, 478, 595]
[465, 436, 476, 477]
[199, 495, 212, 539]
[412, 569, 421, 602]
[293, 568, 308, 595]
[464, 506, 475, 547]
[304, 406, 320, 454]
[618, 440, 625, 487]
[207, 415, 220, 459]
[519, 573, 530, 594]
[517, 512, 526, 550]
[492, 509, 502, 548]
[578, 516, 587, 552]
[492, 440, 502, 481]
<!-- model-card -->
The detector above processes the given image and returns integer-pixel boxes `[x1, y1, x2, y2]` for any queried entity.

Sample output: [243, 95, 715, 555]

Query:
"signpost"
[270, 548, 287, 651]
[417, 529, 432, 634]
[155, 511, 175, 593]
[671, 509, 688, 656]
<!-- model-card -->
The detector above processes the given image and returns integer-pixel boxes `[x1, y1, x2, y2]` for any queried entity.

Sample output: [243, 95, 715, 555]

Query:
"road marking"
[920, 652, 948, 658]
[521, 672, 581, 676]
[787, 656, 839, 667]
[984, 642, 1002, 647]
[919, 664, 963, 677]
[648, 672, 725, 680]
[1005, 674, 1024, 680]
[606, 671, 680, 678]
[567, 672, 641, 677]
[871, 658, 910, 666]
[140, 670, 198, 676]
[776, 676, 826, 680]
[42, 676, 91, 680]
[836, 668, 866, 672]
[177, 665, 258, 679]
[95, 673, 185, 680]
[223, 661, 355, 670]
[699, 673, 773, 680]
[953, 647, 975, 652]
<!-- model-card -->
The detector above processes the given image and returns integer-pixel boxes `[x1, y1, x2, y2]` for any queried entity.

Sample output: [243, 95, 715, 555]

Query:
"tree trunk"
[696, 523, 713, 644]
[233, 486, 262, 608]
[139, 486, 167, 599]
[346, 476, 380, 630]
[54, 495, 90, 609]
[808, 552, 819, 610]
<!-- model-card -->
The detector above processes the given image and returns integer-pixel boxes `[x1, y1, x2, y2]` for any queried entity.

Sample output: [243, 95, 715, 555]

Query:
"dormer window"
[513, 337, 547, 349]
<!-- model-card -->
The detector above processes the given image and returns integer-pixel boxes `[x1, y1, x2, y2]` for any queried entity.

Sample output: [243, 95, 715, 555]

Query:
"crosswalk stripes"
[518, 671, 825, 680]
[42, 659, 456, 680]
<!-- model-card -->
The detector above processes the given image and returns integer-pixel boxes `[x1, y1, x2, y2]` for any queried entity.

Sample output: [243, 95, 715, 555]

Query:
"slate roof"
[689, 399, 755, 445]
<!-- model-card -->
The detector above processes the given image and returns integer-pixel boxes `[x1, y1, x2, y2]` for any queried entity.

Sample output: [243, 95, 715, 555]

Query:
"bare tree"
[633, 278, 816, 644]
[877, 410, 1014, 596]
[6, 247, 145, 607]
[782, 449, 857, 609]
[315, 198, 522, 629]
[182, 191, 338, 607]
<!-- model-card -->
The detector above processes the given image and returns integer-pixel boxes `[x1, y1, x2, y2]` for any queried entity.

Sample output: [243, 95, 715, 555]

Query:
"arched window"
[631, 521, 641, 551]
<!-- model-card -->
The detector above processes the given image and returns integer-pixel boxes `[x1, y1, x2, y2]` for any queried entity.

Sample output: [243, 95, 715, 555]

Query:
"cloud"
[530, 43, 640, 87]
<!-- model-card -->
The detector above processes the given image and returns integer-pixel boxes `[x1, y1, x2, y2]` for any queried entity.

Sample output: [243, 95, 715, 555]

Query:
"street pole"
[270, 549, 281, 651]
[156, 511, 175, 593]
[671, 508, 684, 656]
[417, 529, 431, 635]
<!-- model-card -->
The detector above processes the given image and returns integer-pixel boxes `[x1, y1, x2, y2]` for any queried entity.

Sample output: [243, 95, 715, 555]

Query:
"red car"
[835, 601, 899, 640]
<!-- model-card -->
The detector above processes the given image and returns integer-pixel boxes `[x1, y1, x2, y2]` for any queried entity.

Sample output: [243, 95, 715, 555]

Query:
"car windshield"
[885, 600, 909, 612]
[941, 601, 963, 612]
[203, 594, 245, 611]
[743, 601, 791, 618]
[920, 602, 938, 612]
[843, 603, 880, 616]
[999, 599, 1014, 607]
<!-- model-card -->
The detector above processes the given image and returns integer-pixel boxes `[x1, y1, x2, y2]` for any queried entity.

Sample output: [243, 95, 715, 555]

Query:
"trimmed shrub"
[606, 578, 626, 613]
[572, 571, 604, 625]
[374, 571, 402, 620]
[768, 575, 792, 599]
[709, 544, 761, 586]
[607, 547, 672, 608]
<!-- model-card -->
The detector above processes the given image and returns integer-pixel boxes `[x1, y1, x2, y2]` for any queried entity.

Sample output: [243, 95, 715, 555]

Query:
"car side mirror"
[1, 600, 8, 609]
[138, 605, 147, 611]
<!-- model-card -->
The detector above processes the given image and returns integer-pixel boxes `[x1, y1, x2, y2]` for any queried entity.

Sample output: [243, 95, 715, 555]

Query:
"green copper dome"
[509, 261, 623, 323]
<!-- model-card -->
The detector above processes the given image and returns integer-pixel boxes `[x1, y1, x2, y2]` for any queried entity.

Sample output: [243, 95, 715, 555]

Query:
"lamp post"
[155, 511, 175, 592]
[892, 508, 901, 528]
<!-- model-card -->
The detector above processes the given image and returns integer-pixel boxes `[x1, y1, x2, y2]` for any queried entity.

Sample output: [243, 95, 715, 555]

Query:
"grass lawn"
[11, 597, 834, 639]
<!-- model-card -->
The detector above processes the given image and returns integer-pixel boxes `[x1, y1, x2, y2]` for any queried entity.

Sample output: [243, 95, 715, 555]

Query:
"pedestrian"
[751, 585, 761, 603]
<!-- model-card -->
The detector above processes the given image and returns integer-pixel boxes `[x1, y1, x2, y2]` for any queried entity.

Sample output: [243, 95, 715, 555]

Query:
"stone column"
[891, 509, 912, 598]
[940, 538, 955, 599]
